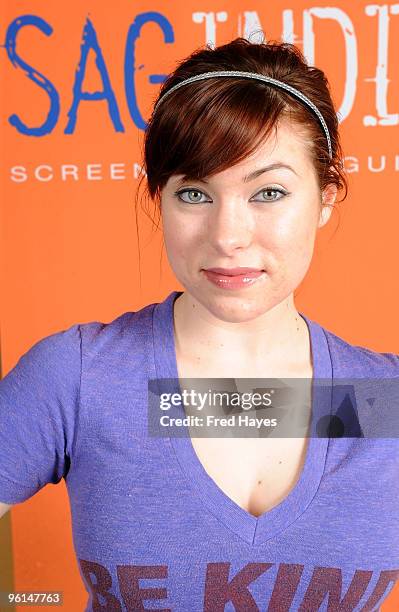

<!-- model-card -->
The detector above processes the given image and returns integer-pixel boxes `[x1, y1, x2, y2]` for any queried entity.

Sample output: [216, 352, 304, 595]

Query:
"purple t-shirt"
[1, 290, 399, 611]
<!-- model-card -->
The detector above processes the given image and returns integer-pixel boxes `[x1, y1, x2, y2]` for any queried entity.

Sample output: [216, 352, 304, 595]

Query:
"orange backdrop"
[1, 0, 399, 609]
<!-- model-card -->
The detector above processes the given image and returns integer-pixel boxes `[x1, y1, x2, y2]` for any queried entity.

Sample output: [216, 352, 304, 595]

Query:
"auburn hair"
[136, 36, 347, 232]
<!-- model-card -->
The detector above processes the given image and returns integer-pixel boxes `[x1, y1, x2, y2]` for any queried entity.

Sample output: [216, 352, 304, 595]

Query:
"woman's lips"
[205, 267, 263, 275]
[202, 269, 266, 290]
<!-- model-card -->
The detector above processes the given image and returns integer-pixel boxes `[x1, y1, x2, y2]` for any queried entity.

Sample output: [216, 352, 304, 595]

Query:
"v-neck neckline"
[152, 290, 333, 546]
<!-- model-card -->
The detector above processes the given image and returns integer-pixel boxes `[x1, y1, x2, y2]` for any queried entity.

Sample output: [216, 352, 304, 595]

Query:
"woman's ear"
[318, 184, 338, 228]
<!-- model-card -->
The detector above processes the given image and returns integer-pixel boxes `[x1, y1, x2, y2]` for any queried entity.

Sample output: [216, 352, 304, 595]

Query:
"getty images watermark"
[147, 377, 399, 439]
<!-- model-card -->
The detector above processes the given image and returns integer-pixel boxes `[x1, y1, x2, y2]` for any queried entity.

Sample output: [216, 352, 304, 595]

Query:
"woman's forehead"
[169, 122, 313, 188]
[249, 121, 312, 163]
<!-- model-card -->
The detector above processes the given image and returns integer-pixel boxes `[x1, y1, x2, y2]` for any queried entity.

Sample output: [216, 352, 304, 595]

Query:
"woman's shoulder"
[315, 319, 399, 377]
[76, 302, 157, 358]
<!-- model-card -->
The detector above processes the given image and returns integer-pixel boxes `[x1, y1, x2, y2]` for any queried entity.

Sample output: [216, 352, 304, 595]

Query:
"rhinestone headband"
[153, 70, 333, 160]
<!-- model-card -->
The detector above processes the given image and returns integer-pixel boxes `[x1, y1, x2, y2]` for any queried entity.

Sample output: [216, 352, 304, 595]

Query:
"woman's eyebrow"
[242, 163, 299, 182]
[175, 162, 298, 186]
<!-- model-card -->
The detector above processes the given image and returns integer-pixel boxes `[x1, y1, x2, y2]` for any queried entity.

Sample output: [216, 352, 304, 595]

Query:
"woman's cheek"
[164, 232, 194, 273]
[277, 209, 317, 257]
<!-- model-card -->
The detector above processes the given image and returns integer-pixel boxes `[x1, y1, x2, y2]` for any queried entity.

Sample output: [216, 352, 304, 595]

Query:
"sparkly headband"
[153, 70, 333, 160]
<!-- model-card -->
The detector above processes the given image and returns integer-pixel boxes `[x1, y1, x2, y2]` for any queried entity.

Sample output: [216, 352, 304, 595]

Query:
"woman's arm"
[0, 501, 12, 519]
[0, 324, 81, 505]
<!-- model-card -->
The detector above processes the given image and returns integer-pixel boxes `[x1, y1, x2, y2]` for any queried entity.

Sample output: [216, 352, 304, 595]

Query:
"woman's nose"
[206, 199, 254, 252]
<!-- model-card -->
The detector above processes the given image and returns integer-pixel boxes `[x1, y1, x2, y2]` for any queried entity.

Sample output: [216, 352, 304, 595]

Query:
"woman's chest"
[189, 435, 310, 516]
[175, 353, 314, 517]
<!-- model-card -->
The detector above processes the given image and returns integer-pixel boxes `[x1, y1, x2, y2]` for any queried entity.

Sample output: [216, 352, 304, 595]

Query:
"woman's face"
[160, 119, 336, 323]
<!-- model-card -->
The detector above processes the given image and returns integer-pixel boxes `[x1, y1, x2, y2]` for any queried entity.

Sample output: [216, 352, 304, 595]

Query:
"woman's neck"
[173, 291, 311, 371]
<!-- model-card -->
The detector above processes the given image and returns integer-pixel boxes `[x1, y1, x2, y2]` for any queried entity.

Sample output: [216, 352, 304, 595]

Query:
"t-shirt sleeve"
[0, 324, 81, 504]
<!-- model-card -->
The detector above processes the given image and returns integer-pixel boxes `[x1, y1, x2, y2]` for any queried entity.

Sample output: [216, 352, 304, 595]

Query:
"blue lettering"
[5, 15, 60, 136]
[65, 17, 124, 134]
[124, 12, 173, 130]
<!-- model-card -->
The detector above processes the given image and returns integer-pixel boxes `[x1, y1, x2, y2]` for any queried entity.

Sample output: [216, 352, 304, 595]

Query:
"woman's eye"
[253, 188, 287, 202]
[174, 189, 208, 204]
[173, 187, 287, 205]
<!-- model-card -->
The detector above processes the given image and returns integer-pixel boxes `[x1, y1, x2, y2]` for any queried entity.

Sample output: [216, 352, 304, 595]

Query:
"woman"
[1, 37, 399, 611]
